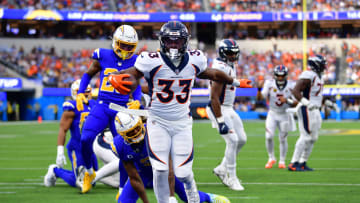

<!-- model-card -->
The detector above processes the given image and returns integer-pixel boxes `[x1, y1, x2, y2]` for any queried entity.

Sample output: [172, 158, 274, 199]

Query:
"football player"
[44, 79, 98, 188]
[76, 25, 142, 193]
[206, 39, 246, 191]
[109, 21, 252, 203]
[113, 112, 230, 203]
[288, 55, 327, 171]
[256, 65, 297, 169]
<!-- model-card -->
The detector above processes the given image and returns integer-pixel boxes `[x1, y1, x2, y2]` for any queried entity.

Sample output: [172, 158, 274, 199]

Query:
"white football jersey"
[135, 50, 207, 121]
[209, 58, 236, 106]
[298, 70, 324, 107]
[261, 79, 295, 113]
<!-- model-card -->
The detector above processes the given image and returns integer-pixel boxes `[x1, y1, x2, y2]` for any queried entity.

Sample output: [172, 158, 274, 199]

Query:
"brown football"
[121, 73, 138, 93]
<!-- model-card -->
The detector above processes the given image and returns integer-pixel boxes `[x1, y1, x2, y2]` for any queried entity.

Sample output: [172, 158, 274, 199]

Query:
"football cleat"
[300, 162, 314, 171]
[209, 193, 231, 203]
[75, 165, 86, 189]
[44, 164, 58, 187]
[81, 171, 96, 193]
[169, 196, 178, 203]
[288, 162, 304, 172]
[265, 159, 276, 169]
[185, 180, 200, 203]
[213, 165, 227, 185]
[223, 176, 244, 191]
[278, 162, 286, 169]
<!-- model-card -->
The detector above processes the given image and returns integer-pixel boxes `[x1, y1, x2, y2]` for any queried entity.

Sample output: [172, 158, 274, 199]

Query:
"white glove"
[300, 98, 310, 106]
[56, 145, 67, 168]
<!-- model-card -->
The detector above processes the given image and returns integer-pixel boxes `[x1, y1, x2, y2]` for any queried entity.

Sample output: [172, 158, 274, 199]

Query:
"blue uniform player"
[112, 112, 230, 203]
[76, 25, 142, 193]
[44, 80, 98, 188]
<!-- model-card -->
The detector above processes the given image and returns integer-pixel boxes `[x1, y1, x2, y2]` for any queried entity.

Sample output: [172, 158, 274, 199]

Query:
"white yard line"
[197, 182, 360, 186]
[194, 167, 360, 171]
[0, 191, 16, 194]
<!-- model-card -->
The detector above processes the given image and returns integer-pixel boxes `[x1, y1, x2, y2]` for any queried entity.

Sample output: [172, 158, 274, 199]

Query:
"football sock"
[290, 136, 306, 163]
[299, 140, 315, 163]
[94, 159, 118, 183]
[153, 169, 170, 203]
[279, 133, 288, 163]
[266, 137, 275, 160]
[53, 168, 76, 187]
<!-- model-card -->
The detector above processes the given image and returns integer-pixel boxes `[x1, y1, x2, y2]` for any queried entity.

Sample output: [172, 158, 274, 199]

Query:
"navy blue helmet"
[308, 54, 327, 74]
[159, 21, 189, 60]
[273, 65, 288, 89]
[218, 39, 240, 63]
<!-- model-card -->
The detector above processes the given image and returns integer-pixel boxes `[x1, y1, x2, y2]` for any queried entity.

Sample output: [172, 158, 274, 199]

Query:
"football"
[109, 73, 138, 94]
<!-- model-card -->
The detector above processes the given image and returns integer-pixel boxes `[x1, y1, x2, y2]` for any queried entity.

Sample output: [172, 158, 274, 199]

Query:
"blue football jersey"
[92, 48, 141, 105]
[62, 99, 96, 148]
[112, 134, 153, 178]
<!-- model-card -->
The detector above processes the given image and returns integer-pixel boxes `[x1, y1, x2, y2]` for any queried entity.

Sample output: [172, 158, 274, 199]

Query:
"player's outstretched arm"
[198, 68, 252, 88]
[56, 110, 75, 167]
[76, 60, 101, 111]
[122, 160, 149, 203]
[210, 81, 229, 134]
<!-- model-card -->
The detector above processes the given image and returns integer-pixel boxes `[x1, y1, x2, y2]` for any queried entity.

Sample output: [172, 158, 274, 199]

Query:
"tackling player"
[113, 112, 230, 203]
[76, 25, 142, 193]
[206, 39, 247, 191]
[109, 21, 252, 203]
[256, 65, 297, 169]
[44, 80, 98, 188]
[288, 55, 327, 171]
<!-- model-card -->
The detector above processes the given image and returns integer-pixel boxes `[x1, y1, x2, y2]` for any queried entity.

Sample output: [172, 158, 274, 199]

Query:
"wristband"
[231, 79, 240, 87]
[300, 98, 310, 106]
[57, 145, 64, 155]
[78, 73, 91, 93]
[286, 98, 295, 105]
[216, 116, 225, 123]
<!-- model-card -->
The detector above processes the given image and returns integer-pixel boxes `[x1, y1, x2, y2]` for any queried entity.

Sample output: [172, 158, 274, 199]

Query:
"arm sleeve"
[78, 73, 91, 93]
[193, 50, 208, 76]
[131, 85, 142, 101]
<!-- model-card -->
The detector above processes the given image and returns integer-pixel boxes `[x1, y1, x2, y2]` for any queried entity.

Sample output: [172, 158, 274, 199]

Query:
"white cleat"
[44, 164, 58, 187]
[169, 196, 178, 203]
[75, 165, 86, 189]
[224, 176, 244, 191]
[213, 165, 227, 185]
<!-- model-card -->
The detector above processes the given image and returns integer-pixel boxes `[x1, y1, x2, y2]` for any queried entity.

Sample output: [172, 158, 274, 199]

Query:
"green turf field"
[0, 120, 359, 203]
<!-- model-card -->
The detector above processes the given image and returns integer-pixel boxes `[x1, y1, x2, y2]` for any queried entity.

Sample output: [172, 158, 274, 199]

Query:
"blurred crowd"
[1, 0, 360, 12]
[344, 43, 360, 84]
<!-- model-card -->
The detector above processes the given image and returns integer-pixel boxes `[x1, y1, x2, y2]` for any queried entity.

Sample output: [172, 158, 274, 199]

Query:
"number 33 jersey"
[261, 80, 295, 113]
[135, 50, 207, 121]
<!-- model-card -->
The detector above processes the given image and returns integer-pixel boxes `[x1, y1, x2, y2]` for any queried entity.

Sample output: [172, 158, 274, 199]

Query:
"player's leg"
[81, 104, 111, 192]
[117, 180, 139, 203]
[264, 111, 277, 168]
[228, 109, 247, 155]
[289, 106, 309, 171]
[146, 116, 171, 203]
[299, 110, 322, 171]
[52, 148, 81, 187]
[278, 114, 290, 168]
[171, 117, 200, 203]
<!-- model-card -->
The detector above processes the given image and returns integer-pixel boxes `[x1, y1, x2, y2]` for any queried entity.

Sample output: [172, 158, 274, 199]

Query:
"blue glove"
[218, 122, 229, 135]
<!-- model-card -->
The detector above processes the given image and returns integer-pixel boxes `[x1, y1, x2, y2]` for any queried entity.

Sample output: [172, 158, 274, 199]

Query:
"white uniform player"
[288, 55, 327, 171]
[257, 65, 296, 169]
[109, 21, 251, 203]
[205, 39, 246, 191]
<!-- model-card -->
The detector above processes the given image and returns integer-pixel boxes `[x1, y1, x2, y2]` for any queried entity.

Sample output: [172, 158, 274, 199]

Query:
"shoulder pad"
[135, 51, 162, 73]
[62, 101, 75, 111]
[92, 48, 101, 60]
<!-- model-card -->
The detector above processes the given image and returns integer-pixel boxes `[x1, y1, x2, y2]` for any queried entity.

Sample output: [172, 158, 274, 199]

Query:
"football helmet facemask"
[71, 79, 91, 100]
[114, 112, 145, 144]
[273, 65, 288, 89]
[159, 21, 190, 60]
[308, 54, 327, 75]
[218, 39, 240, 64]
[112, 25, 138, 60]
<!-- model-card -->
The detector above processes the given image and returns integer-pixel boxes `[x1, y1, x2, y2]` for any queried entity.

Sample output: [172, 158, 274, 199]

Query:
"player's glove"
[325, 99, 340, 113]
[232, 79, 253, 88]
[109, 74, 132, 95]
[76, 93, 88, 111]
[217, 116, 229, 135]
[56, 145, 67, 168]
[127, 100, 140, 109]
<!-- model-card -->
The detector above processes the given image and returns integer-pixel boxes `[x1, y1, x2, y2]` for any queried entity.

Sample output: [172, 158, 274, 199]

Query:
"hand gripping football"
[109, 73, 137, 95]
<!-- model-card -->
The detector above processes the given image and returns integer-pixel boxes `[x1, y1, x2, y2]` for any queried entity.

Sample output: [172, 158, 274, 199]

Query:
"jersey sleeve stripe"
[191, 64, 201, 76]
[146, 65, 162, 107]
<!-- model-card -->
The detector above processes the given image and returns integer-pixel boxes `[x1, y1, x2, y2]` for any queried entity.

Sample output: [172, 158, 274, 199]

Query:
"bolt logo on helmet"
[218, 39, 240, 63]
[112, 25, 138, 60]
[308, 54, 327, 75]
[114, 112, 145, 144]
[273, 65, 288, 90]
[159, 21, 190, 60]
[71, 79, 91, 100]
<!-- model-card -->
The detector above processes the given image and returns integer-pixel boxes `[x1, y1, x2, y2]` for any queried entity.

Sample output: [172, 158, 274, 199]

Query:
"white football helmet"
[71, 79, 91, 100]
[112, 25, 138, 60]
[114, 112, 145, 144]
